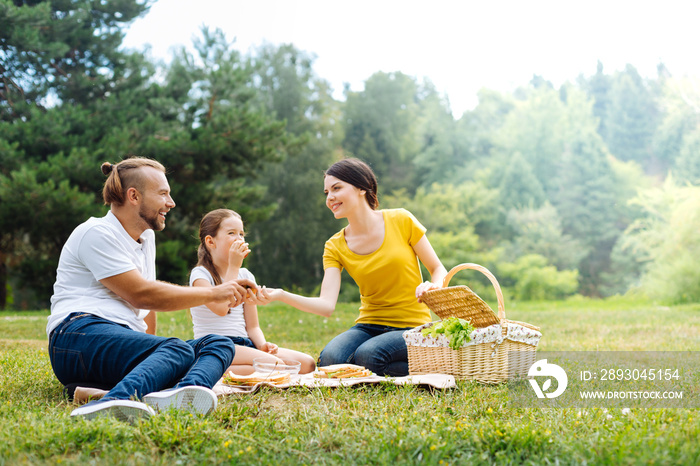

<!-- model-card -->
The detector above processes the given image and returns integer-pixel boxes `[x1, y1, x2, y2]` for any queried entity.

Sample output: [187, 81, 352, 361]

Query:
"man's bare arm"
[100, 269, 255, 312]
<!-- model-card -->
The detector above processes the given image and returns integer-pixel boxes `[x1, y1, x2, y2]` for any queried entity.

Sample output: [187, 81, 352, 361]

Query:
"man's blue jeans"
[318, 323, 413, 376]
[48, 312, 235, 401]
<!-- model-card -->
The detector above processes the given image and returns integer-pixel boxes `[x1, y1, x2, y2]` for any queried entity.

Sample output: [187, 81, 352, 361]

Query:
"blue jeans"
[226, 336, 256, 348]
[319, 323, 413, 376]
[48, 312, 235, 401]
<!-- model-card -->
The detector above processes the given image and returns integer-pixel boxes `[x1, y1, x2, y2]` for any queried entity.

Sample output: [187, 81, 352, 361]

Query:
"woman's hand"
[228, 239, 250, 268]
[415, 281, 441, 302]
[245, 286, 281, 306]
[260, 342, 278, 354]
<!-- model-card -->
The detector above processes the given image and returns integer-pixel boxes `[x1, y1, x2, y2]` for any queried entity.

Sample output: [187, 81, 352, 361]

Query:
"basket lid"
[421, 285, 500, 327]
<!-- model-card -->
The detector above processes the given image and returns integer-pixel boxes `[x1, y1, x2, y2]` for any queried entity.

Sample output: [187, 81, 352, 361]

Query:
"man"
[48, 157, 255, 423]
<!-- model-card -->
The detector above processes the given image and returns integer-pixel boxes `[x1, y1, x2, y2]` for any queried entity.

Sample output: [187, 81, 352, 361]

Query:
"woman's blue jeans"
[319, 323, 413, 376]
[48, 312, 235, 401]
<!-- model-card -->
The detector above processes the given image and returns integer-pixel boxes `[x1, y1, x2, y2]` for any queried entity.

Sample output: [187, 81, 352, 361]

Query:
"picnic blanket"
[213, 372, 456, 396]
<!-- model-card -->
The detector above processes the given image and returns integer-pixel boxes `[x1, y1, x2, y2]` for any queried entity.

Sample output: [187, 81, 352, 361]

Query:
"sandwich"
[222, 370, 290, 386]
[313, 364, 374, 379]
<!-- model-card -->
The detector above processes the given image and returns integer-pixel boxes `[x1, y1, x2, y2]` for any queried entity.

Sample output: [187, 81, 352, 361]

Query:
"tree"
[578, 60, 612, 139]
[0, 0, 152, 120]
[342, 71, 423, 194]
[243, 43, 342, 292]
[622, 178, 700, 303]
[0, 25, 296, 307]
[655, 76, 700, 183]
[383, 182, 497, 271]
[604, 65, 659, 171]
[504, 202, 584, 271]
[498, 254, 579, 301]
[456, 88, 515, 168]
[674, 131, 700, 185]
[494, 86, 569, 197]
[497, 151, 546, 211]
[411, 82, 468, 187]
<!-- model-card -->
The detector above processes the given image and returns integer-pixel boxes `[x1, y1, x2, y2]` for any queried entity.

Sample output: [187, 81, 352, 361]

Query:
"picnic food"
[421, 317, 475, 350]
[313, 364, 374, 379]
[222, 370, 290, 386]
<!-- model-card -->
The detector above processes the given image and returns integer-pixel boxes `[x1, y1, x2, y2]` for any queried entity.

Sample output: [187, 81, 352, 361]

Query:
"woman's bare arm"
[259, 267, 342, 318]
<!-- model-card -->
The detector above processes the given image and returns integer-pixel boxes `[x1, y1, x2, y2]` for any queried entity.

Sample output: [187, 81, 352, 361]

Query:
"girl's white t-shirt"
[188, 266, 255, 340]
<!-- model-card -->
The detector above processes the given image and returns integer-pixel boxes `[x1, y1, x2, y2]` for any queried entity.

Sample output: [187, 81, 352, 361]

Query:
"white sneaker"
[70, 399, 154, 423]
[143, 386, 218, 416]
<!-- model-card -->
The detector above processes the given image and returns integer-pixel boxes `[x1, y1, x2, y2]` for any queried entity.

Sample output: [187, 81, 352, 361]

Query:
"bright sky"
[122, 0, 700, 117]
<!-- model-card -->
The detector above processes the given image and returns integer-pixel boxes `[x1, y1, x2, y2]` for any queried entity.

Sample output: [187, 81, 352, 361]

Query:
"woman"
[262, 158, 447, 376]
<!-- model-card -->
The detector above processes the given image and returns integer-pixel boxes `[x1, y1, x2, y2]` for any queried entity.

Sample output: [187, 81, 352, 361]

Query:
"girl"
[260, 158, 448, 376]
[190, 209, 316, 375]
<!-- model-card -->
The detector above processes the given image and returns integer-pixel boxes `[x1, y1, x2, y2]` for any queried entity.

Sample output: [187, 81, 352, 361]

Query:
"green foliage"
[383, 182, 497, 269]
[0, 159, 102, 305]
[673, 129, 700, 185]
[578, 60, 612, 137]
[604, 65, 659, 167]
[652, 77, 700, 169]
[498, 254, 579, 301]
[421, 317, 475, 350]
[412, 82, 470, 186]
[2, 2, 700, 306]
[624, 179, 700, 303]
[497, 151, 546, 210]
[242, 44, 342, 291]
[0, 0, 151, 120]
[494, 86, 570, 197]
[342, 71, 424, 194]
[504, 202, 585, 271]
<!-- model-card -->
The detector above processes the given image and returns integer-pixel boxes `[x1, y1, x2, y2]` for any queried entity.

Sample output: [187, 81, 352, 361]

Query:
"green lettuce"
[421, 317, 476, 350]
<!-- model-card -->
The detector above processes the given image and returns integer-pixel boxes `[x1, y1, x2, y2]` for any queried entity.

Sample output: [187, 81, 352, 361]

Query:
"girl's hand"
[261, 342, 278, 354]
[228, 239, 251, 268]
[416, 281, 440, 302]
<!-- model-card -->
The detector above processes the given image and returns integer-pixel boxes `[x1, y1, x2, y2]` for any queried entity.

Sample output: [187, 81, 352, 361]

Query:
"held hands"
[213, 278, 256, 308]
[244, 286, 281, 306]
[228, 239, 251, 268]
[415, 281, 441, 303]
[215, 282, 283, 308]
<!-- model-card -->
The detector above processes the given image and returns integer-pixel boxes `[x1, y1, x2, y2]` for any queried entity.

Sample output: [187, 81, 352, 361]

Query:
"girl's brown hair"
[197, 209, 242, 285]
[325, 158, 379, 209]
[101, 157, 166, 206]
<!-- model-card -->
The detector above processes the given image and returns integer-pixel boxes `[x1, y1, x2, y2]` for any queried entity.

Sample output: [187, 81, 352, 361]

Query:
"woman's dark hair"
[101, 157, 165, 206]
[196, 209, 242, 285]
[325, 158, 379, 209]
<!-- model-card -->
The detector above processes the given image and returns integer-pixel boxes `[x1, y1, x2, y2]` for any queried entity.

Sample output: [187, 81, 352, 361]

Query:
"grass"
[1, 298, 699, 465]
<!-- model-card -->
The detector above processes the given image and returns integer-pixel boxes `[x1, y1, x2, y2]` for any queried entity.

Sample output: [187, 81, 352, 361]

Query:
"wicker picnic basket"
[404, 263, 542, 384]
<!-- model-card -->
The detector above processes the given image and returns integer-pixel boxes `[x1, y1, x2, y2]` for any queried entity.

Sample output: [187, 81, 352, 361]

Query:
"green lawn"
[1, 298, 699, 465]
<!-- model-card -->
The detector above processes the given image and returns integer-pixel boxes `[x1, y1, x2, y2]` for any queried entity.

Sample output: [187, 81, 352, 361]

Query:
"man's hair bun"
[101, 162, 113, 176]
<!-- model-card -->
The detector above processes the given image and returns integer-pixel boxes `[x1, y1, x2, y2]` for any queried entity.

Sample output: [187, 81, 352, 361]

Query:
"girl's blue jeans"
[319, 323, 413, 376]
[48, 312, 235, 401]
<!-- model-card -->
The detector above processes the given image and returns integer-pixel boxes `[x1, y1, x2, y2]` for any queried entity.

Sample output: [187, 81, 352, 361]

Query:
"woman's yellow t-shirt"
[323, 208, 431, 328]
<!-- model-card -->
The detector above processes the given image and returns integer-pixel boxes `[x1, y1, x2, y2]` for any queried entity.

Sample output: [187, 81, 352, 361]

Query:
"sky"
[122, 0, 700, 117]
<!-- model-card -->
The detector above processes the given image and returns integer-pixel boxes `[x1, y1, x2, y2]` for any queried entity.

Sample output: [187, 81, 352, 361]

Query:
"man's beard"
[139, 205, 164, 231]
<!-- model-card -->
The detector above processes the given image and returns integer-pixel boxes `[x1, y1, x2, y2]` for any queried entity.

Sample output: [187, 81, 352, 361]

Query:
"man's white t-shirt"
[47, 211, 154, 336]
[189, 266, 255, 340]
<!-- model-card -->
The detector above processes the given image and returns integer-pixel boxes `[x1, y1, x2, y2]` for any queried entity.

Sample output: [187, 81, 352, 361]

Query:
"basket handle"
[442, 263, 505, 321]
